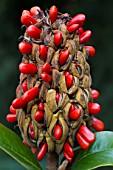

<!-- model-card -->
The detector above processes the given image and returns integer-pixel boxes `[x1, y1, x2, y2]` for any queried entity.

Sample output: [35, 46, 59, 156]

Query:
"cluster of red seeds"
[6, 5, 104, 162]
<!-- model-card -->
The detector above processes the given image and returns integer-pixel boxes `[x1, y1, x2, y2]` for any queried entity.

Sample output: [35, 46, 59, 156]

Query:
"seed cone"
[7, 5, 104, 163]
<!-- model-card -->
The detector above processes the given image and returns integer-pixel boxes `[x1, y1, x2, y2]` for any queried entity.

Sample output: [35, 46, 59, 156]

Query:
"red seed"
[69, 108, 81, 120]
[64, 71, 70, 77]
[53, 124, 62, 140]
[92, 89, 100, 100]
[77, 27, 84, 35]
[69, 104, 75, 112]
[79, 30, 92, 43]
[64, 142, 74, 158]
[27, 25, 41, 39]
[84, 46, 96, 57]
[23, 87, 39, 103]
[22, 80, 28, 92]
[49, 6, 58, 23]
[21, 14, 37, 27]
[23, 140, 31, 149]
[9, 105, 16, 114]
[59, 49, 69, 66]
[63, 151, 72, 163]
[6, 114, 16, 123]
[34, 110, 44, 122]
[12, 98, 26, 109]
[92, 117, 104, 131]
[39, 45, 48, 60]
[37, 143, 47, 161]
[38, 102, 44, 111]
[88, 102, 101, 114]
[56, 93, 60, 103]
[19, 63, 37, 74]
[67, 14, 86, 27]
[76, 133, 90, 150]
[41, 73, 52, 82]
[18, 42, 32, 54]
[65, 74, 74, 89]
[79, 125, 95, 143]
[32, 148, 38, 154]
[54, 32, 62, 46]
[30, 123, 34, 131]
[30, 131, 35, 138]
[42, 63, 51, 73]
[22, 10, 31, 16]
[30, 6, 42, 16]
[67, 24, 79, 33]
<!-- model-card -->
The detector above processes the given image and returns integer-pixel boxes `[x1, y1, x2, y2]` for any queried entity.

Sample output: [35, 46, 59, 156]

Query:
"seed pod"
[23, 87, 39, 103]
[6, 114, 16, 123]
[23, 140, 31, 149]
[64, 142, 74, 158]
[30, 6, 42, 16]
[65, 74, 74, 89]
[63, 151, 72, 162]
[88, 102, 101, 114]
[18, 42, 32, 54]
[34, 110, 44, 122]
[79, 30, 92, 43]
[92, 89, 100, 100]
[53, 124, 62, 140]
[21, 14, 37, 27]
[32, 148, 38, 154]
[76, 133, 90, 150]
[10, 105, 16, 114]
[67, 24, 79, 33]
[59, 49, 69, 65]
[41, 73, 52, 82]
[42, 63, 51, 73]
[38, 102, 44, 111]
[69, 108, 81, 120]
[79, 125, 95, 143]
[19, 63, 37, 74]
[92, 117, 104, 131]
[84, 46, 96, 57]
[49, 6, 58, 23]
[37, 143, 47, 161]
[12, 98, 26, 109]
[54, 32, 62, 46]
[27, 25, 42, 39]
[22, 80, 28, 92]
[67, 14, 86, 27]
[39, 45, 48, 60]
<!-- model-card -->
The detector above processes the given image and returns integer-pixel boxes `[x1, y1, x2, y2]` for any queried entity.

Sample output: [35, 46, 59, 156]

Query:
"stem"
[46, 152, 59, 170]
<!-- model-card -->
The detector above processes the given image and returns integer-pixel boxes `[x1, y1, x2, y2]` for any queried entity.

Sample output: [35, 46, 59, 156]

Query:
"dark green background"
[0, 0, 113, 169]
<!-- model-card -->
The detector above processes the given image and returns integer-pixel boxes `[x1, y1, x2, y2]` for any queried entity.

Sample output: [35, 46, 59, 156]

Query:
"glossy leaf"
[0, 124, 42, 170]
[72, 131, 113, 170]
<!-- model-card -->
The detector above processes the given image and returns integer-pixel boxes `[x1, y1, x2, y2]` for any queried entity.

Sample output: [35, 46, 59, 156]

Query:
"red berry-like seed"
[30, 131, 35, 138]
[67, 14, 86, 27]
[69, 104, 75, 112]
[39, 45, 48, 60]
[34, 110, 44, 122]
[21, 14, 37, 27]
[79, 125, 95, 143]
[92, 89, 100, 100]
[79, 30, 92, 43]
[18, 42, 32, 54]
[65, 74, 74, 89]
[6, 114, 16, 123]
[54, 32, 62, 46]
[23, 140, 31, 149]
[32, 148, 38, 154]
[77, 27, 84, 35]
[64, 71, 70, 77]
[84, 46, 96, 57]
[76, 133, 90, 150]
[88, 102, 101, 114]
[53, 124, 62, 140]
[12, 98, 26, 109]
[69, 108, 81, 120]
[9, 105, 16, 114]
[56, 93, 60, 103]
[22, 10, 31, 16]
[30, 123, 34, 131]
[64, 142, 74, 158]
[41, 73, 52, 82]
[59, 49, 69, 65]
[49, 5, 58, 23]
[37, 143, 47, 161]
[22, 80, 28, 92]
[92, 117, 104, 131]
[63, 151, 72, 162]
[67, 24, 79, 33]
[42, 63, 51, 73]
[19, 63, 37, 74]
[23, 87, 39, 103]
[38, 102, 44, 111]
[30, 6, 42, 16]
[27, 25, 42, 39]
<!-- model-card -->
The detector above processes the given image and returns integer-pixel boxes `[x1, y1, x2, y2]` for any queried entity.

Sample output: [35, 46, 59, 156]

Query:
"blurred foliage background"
[0, 0, 113, 169]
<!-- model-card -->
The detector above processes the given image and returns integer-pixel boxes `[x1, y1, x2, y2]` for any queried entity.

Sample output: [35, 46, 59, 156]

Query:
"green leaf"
[0, 124, 42, 170]
[72, 131, 113, 170]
